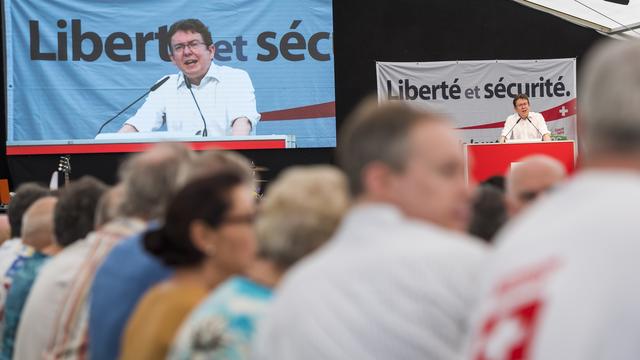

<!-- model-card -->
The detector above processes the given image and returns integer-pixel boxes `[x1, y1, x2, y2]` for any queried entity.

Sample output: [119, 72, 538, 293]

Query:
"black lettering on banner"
[484, 83, 494, 99]
[406, 79, 419, 100]
[450, 78, 461, 100]
[308, 32, 330, 61]
[155, 25, 170, 61]
[57, 20, 68, 60]
[257, 31, 278, 61]
[465, 88, 474, 99]
[27, 18, 332, 62]
[494, 77, 506, 98]
[72, 19, 102, 61]
[233, 36, 248, 61]
[135, 32, 155, 61]
[105, 32, 132, 62]
[215, 40, 234, 61]
[280, 20, 306, 61]
[30, 20, 56, 60]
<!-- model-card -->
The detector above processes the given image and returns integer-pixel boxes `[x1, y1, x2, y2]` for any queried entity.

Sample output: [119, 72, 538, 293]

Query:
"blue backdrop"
[4, 0, 335, 148]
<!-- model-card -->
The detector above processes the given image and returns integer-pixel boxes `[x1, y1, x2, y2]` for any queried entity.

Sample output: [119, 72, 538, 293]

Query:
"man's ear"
[362, 161, 395, 198]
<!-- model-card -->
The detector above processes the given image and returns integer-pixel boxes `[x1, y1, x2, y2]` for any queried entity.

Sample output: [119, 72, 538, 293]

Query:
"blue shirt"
[88, 226, 172, 360]
[168, 276, 273, 360]
[1, 251, 49, 360]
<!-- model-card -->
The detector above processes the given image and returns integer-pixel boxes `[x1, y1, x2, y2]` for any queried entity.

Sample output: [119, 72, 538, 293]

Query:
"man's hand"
[231, 117, 252, 136]
[542, 134, 552, 142]
[118, 124, 139, 133]
[499, 136, 506, 143]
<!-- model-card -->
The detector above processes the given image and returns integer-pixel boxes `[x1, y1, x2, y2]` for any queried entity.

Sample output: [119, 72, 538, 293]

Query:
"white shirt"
[14, 239, 91, 360]
[500, 112, 550, 141]
[125, 63, 260, 136]
[465, 170, 640, 360]
[253, 204, 488, 360]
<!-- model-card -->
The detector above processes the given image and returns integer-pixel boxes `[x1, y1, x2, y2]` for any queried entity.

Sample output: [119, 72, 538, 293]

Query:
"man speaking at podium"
[119, 19, 260, 136]
[499, 94, 551, 143]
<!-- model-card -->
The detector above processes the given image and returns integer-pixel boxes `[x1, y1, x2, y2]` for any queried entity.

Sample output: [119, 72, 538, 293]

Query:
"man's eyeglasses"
[172, 41, 208, 54]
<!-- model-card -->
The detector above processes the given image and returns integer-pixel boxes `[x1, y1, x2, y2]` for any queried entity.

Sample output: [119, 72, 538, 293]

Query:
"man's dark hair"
[512, 94, 530, 107]
[468, 184, 508, 243]
[7, 183, 50, 238]
[167, 19, 213, 53]
[144, 171, 244, 268]
[54, 176, 109, 247]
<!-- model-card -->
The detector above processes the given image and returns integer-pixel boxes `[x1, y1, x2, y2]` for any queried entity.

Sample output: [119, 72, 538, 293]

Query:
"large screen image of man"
[120, 19, 259, 137]
[4, 0, 335, 148]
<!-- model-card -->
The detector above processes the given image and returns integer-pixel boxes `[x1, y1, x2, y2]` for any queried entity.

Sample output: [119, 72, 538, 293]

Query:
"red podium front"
[464, 141, 576, 184]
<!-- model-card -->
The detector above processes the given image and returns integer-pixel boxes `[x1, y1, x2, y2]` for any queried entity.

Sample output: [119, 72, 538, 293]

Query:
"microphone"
[503, 118, 522, 141]
[526, 117, 544, 138]
[184, 77, 208, 137]
[96, 76, 170, 136]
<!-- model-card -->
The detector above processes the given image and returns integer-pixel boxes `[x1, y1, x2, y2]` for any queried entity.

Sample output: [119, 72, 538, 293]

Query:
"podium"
[464, 140, 576, 184]
[6, 134, 296, 155]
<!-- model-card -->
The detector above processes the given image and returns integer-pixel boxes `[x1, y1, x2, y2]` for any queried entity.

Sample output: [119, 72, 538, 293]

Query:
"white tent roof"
[513, 0, 640, 38]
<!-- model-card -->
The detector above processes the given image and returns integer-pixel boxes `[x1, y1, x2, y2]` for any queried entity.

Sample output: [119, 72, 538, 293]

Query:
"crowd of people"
[0, 38, 637, 359]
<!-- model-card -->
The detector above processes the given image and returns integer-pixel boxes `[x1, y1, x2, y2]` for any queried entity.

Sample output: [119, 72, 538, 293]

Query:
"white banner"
[376, 59, 577, 143]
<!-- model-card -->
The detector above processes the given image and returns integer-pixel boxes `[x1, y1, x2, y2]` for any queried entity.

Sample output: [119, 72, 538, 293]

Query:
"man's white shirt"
[465, 170, 640, 360]
[125, 63, 260, 136]
[253, 203, 488, 360]
[501, 112, 550, 141]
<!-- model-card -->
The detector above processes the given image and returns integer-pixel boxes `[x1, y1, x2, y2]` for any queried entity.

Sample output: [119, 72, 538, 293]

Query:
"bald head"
[22, 196, 57, 252]
[506, 155, 566, 215]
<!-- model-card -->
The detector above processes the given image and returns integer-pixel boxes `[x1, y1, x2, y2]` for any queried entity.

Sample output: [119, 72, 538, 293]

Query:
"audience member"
[465, 39, 640, 359]
[0, 183, 49, 294]
[505, 154, 566, 216]
[0, 215, 11, 246]
[169, 165, 350, 359]
[1, 196, 58, 359]
[468, 183, 507, 243]
[43, 143, 193, 359]
[253, 99, 488, 359]
[14, 176, 107, 360]
[89, 149, 251, 360]
[120, 171, 256, 360]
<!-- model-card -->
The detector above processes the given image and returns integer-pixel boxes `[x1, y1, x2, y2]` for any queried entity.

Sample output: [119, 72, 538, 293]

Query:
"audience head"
[188, 150, 255, 184]
[7, 183, 50, 239]
[54, 176, 108, 247]
[506, 155, 566, 216]
[118, 143, 195, 221]
[94, 184, 126, 229]
[144, 171, 256, 277]
[21, 196, 58, 253]
[256, 165, 350, 270]
[338, 98, 470, 230]
[0, 215, 11, 245]
[468, 184, 507, 243]
[481, 176, 506, 192]
[580, 39, 640, 160]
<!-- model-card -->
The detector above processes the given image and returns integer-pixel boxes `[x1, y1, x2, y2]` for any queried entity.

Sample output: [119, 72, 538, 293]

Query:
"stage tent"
[513, 0, 640, 39]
